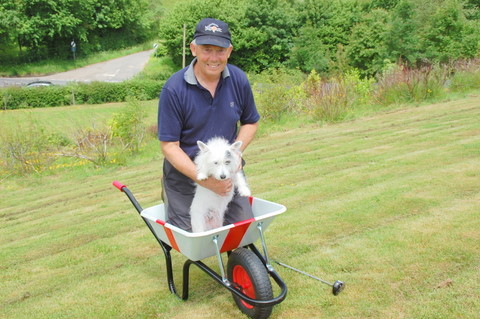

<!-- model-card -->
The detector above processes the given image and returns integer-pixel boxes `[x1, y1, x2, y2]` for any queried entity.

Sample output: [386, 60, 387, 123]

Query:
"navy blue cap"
[193, 18, 231, 48]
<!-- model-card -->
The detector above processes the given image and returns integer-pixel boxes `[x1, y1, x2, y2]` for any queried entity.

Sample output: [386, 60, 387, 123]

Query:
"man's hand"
[198, 177, 233, 197]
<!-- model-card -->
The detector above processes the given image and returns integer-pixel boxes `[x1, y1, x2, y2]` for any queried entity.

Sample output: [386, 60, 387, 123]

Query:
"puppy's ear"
[231, 141, 243, 152]
[197, 140, 209, 152]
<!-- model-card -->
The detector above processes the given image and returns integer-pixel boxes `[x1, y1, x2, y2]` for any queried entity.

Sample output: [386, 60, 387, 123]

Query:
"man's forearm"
[161, 141, 198, 181]
[236, 122, 259, 152]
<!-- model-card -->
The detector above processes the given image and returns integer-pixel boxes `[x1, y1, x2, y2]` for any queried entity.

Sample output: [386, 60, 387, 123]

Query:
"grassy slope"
[0, 100, 159, 133]
[1, 96, 479, 318]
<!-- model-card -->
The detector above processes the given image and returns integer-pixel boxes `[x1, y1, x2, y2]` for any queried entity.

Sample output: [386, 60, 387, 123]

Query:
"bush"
[59, 124, 114, 167]
[0, 86, 71, 109]
[254, 84, 291, 121]
[0, 79, 164, 110]
[302, 69, 374, 122]
[109, 98, 147, 152]
[124, 79, 164, 101]
[0, 121, 64, 175]
[375, 64, 448, 105]
[73, 82, 127, 105]
[305, 80, 351, 122]
[343, 69, 376, 106]
[252, 68, 306, 121]
[449, 59, 480, 92]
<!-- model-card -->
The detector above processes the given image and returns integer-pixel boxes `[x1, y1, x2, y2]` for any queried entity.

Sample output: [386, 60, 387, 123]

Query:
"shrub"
[303, 70, 373, 122]
[253, 84, 291, 121]
[109, 98, 147, 152]
[449, 58, 480, 92]
[124, 79, 164, 101]
[375, 64, 448, 105]
[252, 68, 306, 121]
[0, 80, 164, 110]
[0, 86, 71, 109]
[305, 79, 350, 122]
[0, 121, 63, 175]
[73, 82, 127, 105]
[59, 125, 113, 167]
[343, 69, 376, 106]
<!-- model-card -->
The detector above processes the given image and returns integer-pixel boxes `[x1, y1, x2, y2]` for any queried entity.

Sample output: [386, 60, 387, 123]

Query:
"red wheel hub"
[232, 265, 256, 309]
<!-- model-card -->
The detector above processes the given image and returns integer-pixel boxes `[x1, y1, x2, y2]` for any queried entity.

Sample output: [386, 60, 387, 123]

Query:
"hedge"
[0, 79, 164, 110]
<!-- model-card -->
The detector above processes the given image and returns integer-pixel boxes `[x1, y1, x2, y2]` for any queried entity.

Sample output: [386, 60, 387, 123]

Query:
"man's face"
[190, 44, 232, 80]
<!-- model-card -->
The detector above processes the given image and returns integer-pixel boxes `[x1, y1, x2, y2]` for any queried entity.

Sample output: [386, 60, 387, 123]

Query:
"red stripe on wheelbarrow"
[156, 220, 180, 252]
[220, 218, 255, 253]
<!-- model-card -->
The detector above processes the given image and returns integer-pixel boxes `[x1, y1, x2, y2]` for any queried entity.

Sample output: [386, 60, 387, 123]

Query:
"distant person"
[158, 18, 260, 231]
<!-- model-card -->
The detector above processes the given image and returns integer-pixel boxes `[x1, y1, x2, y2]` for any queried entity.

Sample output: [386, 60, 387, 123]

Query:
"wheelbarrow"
[112, 181, 288, 319]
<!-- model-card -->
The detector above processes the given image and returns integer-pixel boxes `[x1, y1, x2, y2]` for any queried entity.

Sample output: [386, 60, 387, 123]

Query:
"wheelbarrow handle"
[113, 180, 127, 192]
[112, 180, 143, 214]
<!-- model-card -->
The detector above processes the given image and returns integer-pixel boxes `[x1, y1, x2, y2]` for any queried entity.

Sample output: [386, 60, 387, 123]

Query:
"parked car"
[26, 81, 54, 87]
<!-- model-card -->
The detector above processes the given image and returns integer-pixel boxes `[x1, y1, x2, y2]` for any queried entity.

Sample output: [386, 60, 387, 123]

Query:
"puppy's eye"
[214, 161, 218, 165]
[225, 160, 231, 165]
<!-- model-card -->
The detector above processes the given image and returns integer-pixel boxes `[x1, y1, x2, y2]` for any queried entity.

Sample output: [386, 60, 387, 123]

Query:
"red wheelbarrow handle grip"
[112, 180, 143, 213]
[112, 180, 126, 192]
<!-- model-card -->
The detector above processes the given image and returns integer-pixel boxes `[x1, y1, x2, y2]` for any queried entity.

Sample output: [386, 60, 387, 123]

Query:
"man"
[158, 18, 260, 231]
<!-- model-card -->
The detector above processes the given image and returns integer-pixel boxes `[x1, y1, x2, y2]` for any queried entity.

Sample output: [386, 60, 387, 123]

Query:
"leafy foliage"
[420, 0, 480, 63]
[288, 0, 360, 75]
[374, 64, 449, 105]
[0, 79, 164, 110]
[383, 0, 421, 66]
[158, 0, 479, 77]
[231, 0, 300, 72]
[158, 0, 299, 72]
[0, 119, 63, 174]
[346, 9, 390, 77]
[0, 0, 160, 61]
[109, 98, 147, 152]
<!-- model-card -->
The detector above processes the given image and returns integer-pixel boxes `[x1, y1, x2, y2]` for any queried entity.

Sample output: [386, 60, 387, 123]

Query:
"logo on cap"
[205, 23, 223, 33]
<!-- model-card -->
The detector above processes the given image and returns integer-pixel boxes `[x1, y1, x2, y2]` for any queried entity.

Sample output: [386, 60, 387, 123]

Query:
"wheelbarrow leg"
[212, 235, 230, 286]
[256, 222, 274, 272]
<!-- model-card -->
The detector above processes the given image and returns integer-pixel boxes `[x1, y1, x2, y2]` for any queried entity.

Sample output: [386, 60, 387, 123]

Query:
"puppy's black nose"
[220, 174, 226, 180]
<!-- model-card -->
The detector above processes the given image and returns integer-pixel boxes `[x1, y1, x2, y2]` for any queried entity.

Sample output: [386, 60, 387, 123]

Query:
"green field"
[1, 96, 479, 318]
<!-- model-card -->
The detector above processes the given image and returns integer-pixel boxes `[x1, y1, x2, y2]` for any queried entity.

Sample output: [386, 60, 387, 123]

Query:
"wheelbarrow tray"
[141, 197, 286, 261]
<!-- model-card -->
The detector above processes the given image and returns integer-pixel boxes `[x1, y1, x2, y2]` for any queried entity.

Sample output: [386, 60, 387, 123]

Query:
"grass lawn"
[1, 96, 479, 318]
[0, 100, 159, 134]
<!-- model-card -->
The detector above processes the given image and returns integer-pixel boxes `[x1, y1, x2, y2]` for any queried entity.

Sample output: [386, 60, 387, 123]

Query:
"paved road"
[0, 49, 154, 87]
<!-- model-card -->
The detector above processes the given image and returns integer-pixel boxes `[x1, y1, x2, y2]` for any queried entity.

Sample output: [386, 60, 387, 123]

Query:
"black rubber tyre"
[227, 248, 274, 319]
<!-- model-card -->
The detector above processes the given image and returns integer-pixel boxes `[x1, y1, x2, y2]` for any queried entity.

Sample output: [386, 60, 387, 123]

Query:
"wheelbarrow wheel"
[227, 248, 273, 319]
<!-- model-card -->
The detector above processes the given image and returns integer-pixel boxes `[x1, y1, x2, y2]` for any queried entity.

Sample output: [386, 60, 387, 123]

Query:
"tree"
[288, 25, 332, 74]
[419, 0, 480, 63]
[346, 9, 390, 77]
[384, 0, 421, 66]
[288, 0, 360, 74]
[1, 0, 157, 61]
[231, 0, 299, 72]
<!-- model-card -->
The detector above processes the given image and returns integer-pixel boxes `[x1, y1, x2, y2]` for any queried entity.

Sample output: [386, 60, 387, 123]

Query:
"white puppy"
[190, 137, 251, 232]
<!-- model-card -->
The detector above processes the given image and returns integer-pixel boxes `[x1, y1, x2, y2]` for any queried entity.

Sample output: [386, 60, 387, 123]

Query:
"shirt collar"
[184, 58, 230, 85]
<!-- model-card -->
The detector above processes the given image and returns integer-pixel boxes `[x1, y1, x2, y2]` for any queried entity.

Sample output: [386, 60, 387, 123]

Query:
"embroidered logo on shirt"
[230, 102, 235, 108]
[205, 23, 223, 33]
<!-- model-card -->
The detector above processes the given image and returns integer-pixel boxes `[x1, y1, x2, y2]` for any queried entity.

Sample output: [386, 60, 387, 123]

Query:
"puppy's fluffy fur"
[190, 137, 251, 232]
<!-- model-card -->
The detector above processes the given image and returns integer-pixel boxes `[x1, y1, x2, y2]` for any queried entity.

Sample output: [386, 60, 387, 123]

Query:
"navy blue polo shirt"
[158, 58, 260, 158]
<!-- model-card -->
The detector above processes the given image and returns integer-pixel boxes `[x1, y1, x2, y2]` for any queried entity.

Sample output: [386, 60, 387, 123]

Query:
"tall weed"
[109, 98, 147, 152]
[375, 64, 448, 105]
[252, 68, 307, 121]
[58, 124, 113, 167]
[0, 121, 66, 175]
[449, 58, 480, 92]
[303, 70, 374, 122]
